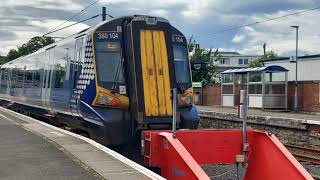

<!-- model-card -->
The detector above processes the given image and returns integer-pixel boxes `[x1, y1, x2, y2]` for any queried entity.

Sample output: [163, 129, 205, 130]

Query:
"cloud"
[232, 9, 320, 55]
[149, 9, 169, 18]
[0, 0, 319, 57]
[232, 34, 246, 43]
[0, 19, 89, 54]
[1, 0, 83, 11]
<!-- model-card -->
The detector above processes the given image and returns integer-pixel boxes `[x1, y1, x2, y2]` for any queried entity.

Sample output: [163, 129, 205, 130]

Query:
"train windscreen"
[95, 41, 124, 83]
[173, 45, 191, 84]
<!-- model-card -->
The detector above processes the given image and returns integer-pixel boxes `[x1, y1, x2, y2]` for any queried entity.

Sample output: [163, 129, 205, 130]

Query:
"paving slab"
[0, 111, 101, 180]
[0, 107, 165, 180]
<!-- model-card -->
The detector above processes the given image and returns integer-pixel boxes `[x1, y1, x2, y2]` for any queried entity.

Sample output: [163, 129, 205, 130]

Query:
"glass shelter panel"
[249, 72, 261, 82]
[222, 84, 233, 94]
[265, 84, 285, 94]
[222, 74, 233, 83]
[249, 84, 262, 94]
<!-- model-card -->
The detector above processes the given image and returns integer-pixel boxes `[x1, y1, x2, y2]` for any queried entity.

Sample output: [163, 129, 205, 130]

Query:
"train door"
[139, 30, 172, 117]
[69, 37, 83, 117]
[126, 18, 176, 127]
[41, 48, 54, 111]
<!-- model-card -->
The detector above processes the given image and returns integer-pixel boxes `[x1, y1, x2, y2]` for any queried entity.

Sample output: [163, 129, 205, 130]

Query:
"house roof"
[217, 51, 240, 55]
[221, 65, 288, 74]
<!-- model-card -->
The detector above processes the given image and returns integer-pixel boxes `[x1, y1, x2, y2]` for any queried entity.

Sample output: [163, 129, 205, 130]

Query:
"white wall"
[212, 56, 260, 67]
[264, 58, 320, 81]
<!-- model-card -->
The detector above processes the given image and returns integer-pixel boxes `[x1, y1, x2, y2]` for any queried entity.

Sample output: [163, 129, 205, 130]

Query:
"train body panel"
[0, 15, 199, 145]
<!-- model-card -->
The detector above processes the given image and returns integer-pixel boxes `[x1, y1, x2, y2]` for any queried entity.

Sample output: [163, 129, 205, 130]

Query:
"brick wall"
[201, 81, 320, 112]
[287, 81, 320, 112]
[202, 84, 221, 106]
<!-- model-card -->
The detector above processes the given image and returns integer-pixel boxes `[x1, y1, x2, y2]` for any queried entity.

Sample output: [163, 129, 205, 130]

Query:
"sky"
[0, 0, 319, 57]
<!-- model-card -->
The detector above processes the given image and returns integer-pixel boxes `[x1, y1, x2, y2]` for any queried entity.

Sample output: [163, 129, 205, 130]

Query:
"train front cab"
[89, 16, 199, 145]
[124, 16, 200, 130]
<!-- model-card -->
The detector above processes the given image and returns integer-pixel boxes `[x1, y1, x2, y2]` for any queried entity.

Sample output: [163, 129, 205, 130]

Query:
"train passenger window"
[0, 69, 7, 88]
[16, 70, 24, 88]
[24, 71, 33, 88]
[11, 70, 17, 88]
[33, 70, 41, 87]
[54, 64, 65, 88]
[173, 45, 191, 84]
[95, 42, 124, 83]
[43, 70, 47, 88]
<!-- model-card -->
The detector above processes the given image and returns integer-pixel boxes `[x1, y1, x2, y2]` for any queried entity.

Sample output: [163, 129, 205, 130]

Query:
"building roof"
[217, 51, 240, 55]
[261, 54, 320, 62]
[221, 65, 288, 74]
[210, 51, 259, 58]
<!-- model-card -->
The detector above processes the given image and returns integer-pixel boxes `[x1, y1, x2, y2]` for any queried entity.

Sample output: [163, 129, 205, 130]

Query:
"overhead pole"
[291, 25, 299, 112]
[102, 6, 106, 21]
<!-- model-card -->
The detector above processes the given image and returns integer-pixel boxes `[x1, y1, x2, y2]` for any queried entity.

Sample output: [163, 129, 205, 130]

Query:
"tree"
[249, 50, 278, 67]
[7, 49, 20, 61]
[0, 55, 8, 64]
[188, 36, 218, 83]
[6, 36, 55, 61]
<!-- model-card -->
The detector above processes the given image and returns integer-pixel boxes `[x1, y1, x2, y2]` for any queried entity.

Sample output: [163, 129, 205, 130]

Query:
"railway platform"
[0, 107, 164, 180]
[197, 105, 320, 148]
[197, 105, 320, 124]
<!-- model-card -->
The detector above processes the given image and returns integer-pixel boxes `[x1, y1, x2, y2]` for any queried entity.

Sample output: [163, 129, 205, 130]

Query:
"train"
[0, 15, 200, 145]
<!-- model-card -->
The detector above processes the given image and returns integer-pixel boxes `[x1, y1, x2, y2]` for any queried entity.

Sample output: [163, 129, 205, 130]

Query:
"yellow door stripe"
[152, 31, 166, 116]
[146, 30, 159, 116]
[140, 30, 172, 116]
[140, 30, 151, 115]
[159, 31, 172, 115]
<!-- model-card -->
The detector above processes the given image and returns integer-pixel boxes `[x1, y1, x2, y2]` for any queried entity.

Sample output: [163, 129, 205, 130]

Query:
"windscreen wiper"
[111, 58, 124, 93]
[176, 72, 185, 93]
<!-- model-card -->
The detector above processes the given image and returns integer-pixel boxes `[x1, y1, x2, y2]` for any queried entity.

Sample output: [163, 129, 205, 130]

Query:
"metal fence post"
[172, 88, 177, 138]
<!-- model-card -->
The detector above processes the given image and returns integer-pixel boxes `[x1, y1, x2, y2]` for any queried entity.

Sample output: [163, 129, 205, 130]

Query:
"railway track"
[285, 144, 320, 165]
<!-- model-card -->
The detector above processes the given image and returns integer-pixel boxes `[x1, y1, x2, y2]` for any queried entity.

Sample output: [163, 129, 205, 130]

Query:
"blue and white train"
[0, 15, 199, 145]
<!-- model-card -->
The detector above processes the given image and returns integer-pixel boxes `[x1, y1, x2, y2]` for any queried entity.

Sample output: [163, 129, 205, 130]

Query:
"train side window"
[25, 71, 33, 88]
[73, 37, 83, 89]
[0, 69, 7, 88]
[72, 67, 78, 90]
[54, 64, 65, 88]
[11, 70, 16, 88]
[33, 70, 41, 88]
[74, 38, 83, 63]
[16, 69, 24, 88]
[47, 69, 52, 88]
[43, 70, 47, 88]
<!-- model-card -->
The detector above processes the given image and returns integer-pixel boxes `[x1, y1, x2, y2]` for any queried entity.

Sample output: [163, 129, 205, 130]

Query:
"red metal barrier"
[142, 129, 313, 180]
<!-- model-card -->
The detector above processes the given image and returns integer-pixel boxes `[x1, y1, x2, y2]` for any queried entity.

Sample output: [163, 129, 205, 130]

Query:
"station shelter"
[221, 65, 289, 110]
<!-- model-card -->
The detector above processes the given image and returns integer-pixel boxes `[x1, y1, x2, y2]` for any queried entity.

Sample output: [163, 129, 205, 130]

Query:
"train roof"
[13, 15, 169, 57]
[2, 15, 175, 69]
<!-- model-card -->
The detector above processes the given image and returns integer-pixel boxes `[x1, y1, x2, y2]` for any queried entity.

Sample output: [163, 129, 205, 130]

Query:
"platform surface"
[0, 110, 100, 180]
[0, 107, 164, 180]
[197, 105, 320, 124]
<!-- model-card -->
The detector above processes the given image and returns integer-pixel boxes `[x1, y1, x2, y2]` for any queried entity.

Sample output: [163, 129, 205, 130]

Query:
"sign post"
[192, 82, 203, 105]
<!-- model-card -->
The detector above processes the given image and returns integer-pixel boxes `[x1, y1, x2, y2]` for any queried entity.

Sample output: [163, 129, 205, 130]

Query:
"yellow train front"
[92, 15, 199, 144]
[0, 15, 199, 146]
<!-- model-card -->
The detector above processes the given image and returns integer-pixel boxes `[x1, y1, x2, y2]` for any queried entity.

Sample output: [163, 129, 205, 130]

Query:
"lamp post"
[291, 26, 299, 112]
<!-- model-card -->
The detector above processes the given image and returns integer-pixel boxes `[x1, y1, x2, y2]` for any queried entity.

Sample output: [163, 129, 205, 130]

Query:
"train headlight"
[178, 95, 193, 107]
[97, 93, 119, 107]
